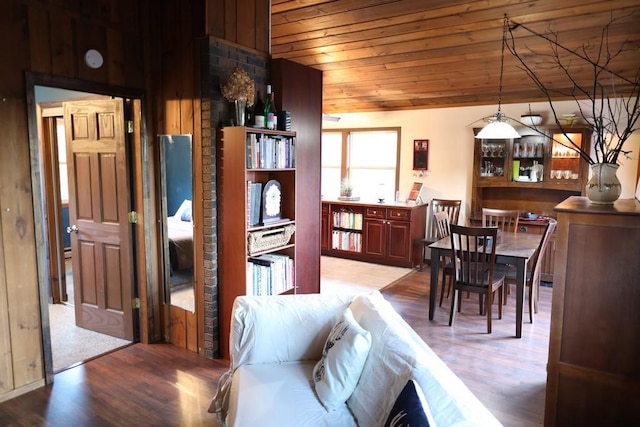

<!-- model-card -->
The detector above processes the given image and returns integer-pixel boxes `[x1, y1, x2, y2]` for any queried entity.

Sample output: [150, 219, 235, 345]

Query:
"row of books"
[246, 134, 296, 169]
[332, 211, 363, 230]
[331, 230, 362, 252]
[247, 254, 294, 296]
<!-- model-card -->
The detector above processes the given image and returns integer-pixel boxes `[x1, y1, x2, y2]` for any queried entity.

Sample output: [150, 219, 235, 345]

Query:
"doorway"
[28, 81, 141, 376]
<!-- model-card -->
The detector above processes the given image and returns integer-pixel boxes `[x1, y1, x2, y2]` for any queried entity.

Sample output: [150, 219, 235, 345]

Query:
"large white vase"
[586, 163, 621, 204]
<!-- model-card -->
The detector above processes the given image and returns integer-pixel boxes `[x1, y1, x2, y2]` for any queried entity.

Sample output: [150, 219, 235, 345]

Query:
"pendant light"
[476, 14, 521, 140]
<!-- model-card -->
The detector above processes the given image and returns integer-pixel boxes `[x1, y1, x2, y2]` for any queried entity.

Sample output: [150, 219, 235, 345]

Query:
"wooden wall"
[0, 0, 272, 401]
[0, 0, 152, 401]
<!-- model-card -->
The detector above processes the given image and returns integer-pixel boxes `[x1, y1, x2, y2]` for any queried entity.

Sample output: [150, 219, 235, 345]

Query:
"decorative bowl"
[520, 114, 543, 126]
[522, 212, 539, 220]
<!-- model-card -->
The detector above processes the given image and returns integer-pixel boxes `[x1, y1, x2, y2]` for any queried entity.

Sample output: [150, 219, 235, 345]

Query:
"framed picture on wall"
[413, 139, 429, 170]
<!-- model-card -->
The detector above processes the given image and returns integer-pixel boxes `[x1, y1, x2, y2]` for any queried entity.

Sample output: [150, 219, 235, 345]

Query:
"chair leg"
[449, 289, 458, 326]
[486, 291, 492, 334]
[528, 283, 535, 324]
[498, 287, 503, 319]
[439, 261, 447, 307]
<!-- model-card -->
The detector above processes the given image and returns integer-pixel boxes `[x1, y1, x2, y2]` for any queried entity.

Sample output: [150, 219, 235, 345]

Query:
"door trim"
[25, 72, 159, 384]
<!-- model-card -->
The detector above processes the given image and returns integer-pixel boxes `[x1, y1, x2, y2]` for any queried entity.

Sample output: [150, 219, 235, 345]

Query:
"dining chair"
[420, 199, 462, 269]
[482, 207, 520, 304]
[448, 224, 506, 333]
[432, 211, 454, 307]
[496, 219, 557, 323]
[482, 207, 519, 233]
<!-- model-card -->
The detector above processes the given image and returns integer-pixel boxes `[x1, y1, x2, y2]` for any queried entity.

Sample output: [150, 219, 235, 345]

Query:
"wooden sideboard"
[545, 196, 640, 426]
[321, 200, 427, 268]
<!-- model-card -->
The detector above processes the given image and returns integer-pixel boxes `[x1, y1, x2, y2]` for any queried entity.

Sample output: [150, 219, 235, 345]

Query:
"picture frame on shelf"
[407, 182, 423, 203]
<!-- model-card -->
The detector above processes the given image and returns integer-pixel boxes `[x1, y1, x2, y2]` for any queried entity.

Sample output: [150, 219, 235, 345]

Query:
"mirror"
[160, 134, 194, 312]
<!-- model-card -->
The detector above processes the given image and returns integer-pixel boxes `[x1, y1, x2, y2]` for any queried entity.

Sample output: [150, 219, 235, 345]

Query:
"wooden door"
[387, 220, 411, 262]
[363, 219, 386, 258]
[64, 99, 135, 340]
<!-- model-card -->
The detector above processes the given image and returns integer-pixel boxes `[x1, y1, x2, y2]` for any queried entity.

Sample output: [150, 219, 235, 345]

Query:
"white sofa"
[209, 291, 503, 427]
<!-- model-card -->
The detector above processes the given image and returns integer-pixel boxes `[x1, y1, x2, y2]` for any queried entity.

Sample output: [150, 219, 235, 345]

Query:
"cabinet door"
[387, 220, 411, 262]
[363, 219, 386, 258]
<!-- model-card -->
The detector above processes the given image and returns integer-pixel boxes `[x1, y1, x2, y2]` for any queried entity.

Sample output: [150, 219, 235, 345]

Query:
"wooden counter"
[545, 196, 640, 426]
[321, 200, 427, 268]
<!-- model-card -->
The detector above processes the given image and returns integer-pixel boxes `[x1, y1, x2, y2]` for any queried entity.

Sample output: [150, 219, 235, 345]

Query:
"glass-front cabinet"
[479, 139, 507, 180]
[512, 131, 546, 183]
[472, 125, 592, 217]
[548, 130, 585, 189]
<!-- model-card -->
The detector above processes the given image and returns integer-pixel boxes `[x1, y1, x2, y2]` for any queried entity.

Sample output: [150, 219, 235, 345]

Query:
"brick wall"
[200, 37, 269, 358]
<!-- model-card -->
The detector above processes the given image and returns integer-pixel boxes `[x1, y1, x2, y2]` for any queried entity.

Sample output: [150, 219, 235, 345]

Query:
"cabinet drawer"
[388, 208, 411, 221]
[365, 207, 385, 219]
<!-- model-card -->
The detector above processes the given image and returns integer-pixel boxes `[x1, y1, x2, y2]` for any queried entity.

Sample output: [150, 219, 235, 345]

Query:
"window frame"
[322, 127, 401, 200]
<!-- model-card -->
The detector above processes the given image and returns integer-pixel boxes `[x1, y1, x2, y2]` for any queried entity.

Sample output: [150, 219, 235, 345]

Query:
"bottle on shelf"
[268, 89, 278, 131]
[264, 85, 274, 130]
[254, 90, 265, 128]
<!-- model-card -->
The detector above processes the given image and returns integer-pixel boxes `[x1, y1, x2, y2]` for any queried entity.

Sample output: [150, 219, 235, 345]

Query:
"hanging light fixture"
[476, 14, 521, 140]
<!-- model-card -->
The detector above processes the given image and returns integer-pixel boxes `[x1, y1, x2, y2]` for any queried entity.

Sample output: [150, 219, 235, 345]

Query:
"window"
[56, 117, 69, 204]
[321, 128, 400, 202]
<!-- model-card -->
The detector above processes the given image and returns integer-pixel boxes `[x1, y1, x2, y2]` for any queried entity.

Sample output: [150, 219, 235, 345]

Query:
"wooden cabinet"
[322, 200, 427, 268]
[471, 126, 592, 283]
[545, 196, 640, 426]
[217, 126, 300, 357]
[472, 126, 592, 218]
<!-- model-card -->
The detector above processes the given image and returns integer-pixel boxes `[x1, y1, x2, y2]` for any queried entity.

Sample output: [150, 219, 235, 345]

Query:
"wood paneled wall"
[0, 0, 272, 401]
[0, 0, 150, 401]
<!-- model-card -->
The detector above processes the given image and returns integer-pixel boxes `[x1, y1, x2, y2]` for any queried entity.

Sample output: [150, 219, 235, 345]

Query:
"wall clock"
[261, 179, 282, 224]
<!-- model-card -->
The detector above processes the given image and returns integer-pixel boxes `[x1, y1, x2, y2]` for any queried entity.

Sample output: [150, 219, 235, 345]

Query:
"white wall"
[323, 100, 640, 226]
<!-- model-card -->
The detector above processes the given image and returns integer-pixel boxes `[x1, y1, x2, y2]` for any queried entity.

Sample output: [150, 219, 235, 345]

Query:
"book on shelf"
[246, 181, 263, 227]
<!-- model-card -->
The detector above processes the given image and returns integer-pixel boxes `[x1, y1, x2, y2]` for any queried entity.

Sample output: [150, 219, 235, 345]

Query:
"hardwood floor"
[0, 266, 550, 426]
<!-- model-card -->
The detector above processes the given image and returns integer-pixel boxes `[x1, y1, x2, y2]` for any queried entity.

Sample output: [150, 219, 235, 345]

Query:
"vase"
[234, 99, 247, 126]
[586, 163, 621, 204]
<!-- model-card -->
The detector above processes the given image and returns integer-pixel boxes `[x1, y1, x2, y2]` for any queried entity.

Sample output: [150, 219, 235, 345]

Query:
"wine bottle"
[269, 89, 278, 131]
[254, 91, 265, 128]
[264, 85, 274, 130]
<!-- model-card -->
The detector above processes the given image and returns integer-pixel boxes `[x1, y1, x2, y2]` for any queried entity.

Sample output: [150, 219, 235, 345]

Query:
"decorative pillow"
[180, 205, 192, 222]
[312, 307, 372, 411]
[384, 379, 435, 427]
[174, 199, 191, 220]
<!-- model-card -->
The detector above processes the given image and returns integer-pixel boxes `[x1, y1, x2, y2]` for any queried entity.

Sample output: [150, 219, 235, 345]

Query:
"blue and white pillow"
[312, 307, 372, 411]
[384, 379, 435, 427]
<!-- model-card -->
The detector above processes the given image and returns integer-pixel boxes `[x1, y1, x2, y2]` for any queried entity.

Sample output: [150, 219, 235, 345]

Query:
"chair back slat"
[428, 199, 461, 240]
[482, 208, 519, 233]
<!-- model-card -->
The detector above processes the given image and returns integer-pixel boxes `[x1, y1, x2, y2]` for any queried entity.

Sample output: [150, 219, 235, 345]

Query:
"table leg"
[429, 248, 440, 320]
[515, 258, 526, 338]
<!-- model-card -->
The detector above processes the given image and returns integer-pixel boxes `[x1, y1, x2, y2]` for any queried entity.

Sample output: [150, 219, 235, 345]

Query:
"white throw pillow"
[312, 307, 372, 411]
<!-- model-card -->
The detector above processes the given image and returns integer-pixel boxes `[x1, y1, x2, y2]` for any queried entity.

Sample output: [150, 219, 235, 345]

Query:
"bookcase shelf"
[217, 126, 300, 356]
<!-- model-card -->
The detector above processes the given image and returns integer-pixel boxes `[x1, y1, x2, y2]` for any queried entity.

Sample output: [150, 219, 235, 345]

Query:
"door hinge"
[132, 297, 141, 309]
[128, 211, 138, 224]
[126, 120, 134, 134]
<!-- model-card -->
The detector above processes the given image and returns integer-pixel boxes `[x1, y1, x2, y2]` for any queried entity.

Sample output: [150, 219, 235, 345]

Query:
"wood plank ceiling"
[271, 0, 640, 114]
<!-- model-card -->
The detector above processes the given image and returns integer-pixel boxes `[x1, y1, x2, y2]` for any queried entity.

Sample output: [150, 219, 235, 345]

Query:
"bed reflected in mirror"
[160, 134, 194, 312]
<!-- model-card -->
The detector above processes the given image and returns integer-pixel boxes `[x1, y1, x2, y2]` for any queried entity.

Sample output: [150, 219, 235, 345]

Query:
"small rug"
[49, 304, 131, 372]
[320, 256, 414, 296]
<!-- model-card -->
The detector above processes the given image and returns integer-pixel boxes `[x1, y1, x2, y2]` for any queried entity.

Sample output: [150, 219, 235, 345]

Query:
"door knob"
[66, 225, 79, 234]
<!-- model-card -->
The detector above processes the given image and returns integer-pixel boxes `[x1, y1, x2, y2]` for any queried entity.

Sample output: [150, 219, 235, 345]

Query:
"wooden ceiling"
[271, 0, 640, 114]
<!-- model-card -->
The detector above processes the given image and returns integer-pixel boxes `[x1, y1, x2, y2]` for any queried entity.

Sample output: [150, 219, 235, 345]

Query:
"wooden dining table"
[428, 231, 543, 337]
